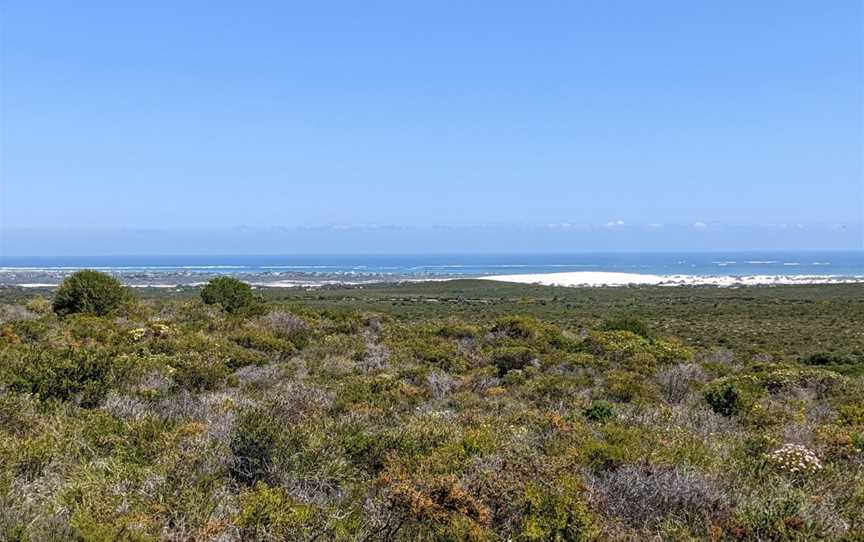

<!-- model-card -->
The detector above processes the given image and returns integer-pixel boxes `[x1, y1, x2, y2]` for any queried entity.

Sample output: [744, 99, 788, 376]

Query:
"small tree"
[53, 270, 128, 316]
[201, 276, 255, 312]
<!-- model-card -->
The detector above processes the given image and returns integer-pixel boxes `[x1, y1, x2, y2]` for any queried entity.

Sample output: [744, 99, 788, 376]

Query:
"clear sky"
[1, 1, 862, 254]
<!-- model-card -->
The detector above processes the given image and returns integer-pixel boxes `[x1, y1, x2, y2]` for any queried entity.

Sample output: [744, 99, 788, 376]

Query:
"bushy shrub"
[200, 276, 255, 312]
[412, 341, 463, 372]
[584, 400, 616, 422]
[624, 351, 657, 374]
[590, 465, 729, 529]
[584, 440, 629, 472]
[340, 425, 395, 473]
[260, 310, 310, 346]
[492, 346, 535, 376]
[656, 363, 706, 404]
[238, 482, 321, 540]
[601, 314, 652, 338]
[0, 304, 37, 324]
[2, 347, 130, 407]
[704, 379, 746, 416]
[800, 352, 862, 375]
[649, 337, 694, 364]
[522, 477, 597, 541]
[171, 351, 232, 391]
[379, 464, 492, 536]
[802, 352, 856, 366]
[52, 270, 128, 316]
[584, 330, 649, 360]
[606, 370, 657, 403]
[231, 408, 285, 485]
[764, 444, 823, 477]
[231, 329, 296, 356]
[436, 321, 479, 339]
[491, 315, 541, 340]
[758, 367, 843, 397]
[25, 297, 52, 315]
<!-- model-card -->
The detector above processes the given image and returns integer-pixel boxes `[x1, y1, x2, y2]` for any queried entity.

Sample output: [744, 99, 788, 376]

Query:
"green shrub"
[584, 400, 616, 422]
[53, 270, 128, 316]
[2, 347, 130, 407]
[704, 379, 746, 416]
[800, 352, 862, 375]
[839, 403, 864, 426]
[200, 276, 255, 313]
[584, 330, 649, 359]
[491, 315, 541, 340]
[230, 329, 296, 355]
[238, 482, 321, 540]
[411, 340, 463, 372]
[583, 424, 641, 472]
[171, 351, 231, 391]
[649, 338, 694, 364]
[624, 351, 657, 374]
[801, 352, 853, 366]
[492, 346, 536, 376]
[522, 477, 597, 541]
[340, 426, 396, 473]
[436, 321, 479, 339]
[25, 297, 52, 315]
[231, 408, 285, 485]
[601, 314, 652, 338]
[606, 370, 657, 403]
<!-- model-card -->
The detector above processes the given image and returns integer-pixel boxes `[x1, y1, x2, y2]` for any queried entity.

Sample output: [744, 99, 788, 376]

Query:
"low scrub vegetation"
[0, 279, 862, 540]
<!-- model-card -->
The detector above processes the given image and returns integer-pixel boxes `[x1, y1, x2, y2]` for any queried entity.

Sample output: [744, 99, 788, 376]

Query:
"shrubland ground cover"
[0, 279, 862, 541]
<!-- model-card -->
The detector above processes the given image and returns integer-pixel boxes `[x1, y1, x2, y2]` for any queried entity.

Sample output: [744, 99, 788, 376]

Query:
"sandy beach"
[481, 271, 864, 287]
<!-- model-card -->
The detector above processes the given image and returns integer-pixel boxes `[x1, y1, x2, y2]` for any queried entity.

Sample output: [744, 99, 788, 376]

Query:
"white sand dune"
[481, 272, 864, 288]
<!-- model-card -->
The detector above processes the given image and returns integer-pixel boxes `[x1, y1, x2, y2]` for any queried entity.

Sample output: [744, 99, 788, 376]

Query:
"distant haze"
[1, 223, 860, 257]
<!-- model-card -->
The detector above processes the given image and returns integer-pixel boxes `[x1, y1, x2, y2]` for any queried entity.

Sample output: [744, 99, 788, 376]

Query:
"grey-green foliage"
[52, 270, 128, 316]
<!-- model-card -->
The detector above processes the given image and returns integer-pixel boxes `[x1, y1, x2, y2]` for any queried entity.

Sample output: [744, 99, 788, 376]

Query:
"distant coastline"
[1, 251, 862, 288]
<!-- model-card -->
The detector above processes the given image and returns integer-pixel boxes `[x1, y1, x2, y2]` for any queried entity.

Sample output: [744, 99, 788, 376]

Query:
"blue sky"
[1, 1, 862, 254]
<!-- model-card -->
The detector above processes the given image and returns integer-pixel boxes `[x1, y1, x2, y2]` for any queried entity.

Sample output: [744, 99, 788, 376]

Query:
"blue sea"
[1, 251, 862, 282]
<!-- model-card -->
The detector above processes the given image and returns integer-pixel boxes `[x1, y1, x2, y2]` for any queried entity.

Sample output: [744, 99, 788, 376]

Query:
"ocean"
[1, 251, 862, 287]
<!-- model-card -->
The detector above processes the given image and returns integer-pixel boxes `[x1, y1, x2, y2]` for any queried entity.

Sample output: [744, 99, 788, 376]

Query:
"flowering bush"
[765, 444, 823, 476]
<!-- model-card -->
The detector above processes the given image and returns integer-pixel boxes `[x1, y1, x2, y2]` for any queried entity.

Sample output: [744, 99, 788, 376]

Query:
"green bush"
[522, 477, 597, 541]
[584, 442, 624, 471]
[231, 408, 285, 485]
[200, 276, 255, 313]
[801, 352, 862, 375]
[601, 314, 652, 338]
[52, 270, 128, 316]
[584, 400, 616, 422]
[2, 347, 130, 407]
[649, 338, 694, 364]
[171, 351, 231, 391]
[436, 321, 479, 339]
[491, 315, 541, 340]
[230, 329, 296, 356]
[584, 330, 649, 360]
[238, 482, 321, 540]
[704, 380, 746, 416]
[411, 340, 463, 372]
[339, 425, 396, 473]
[606, 370, 657, 403]
[492, 346, 536, 376]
